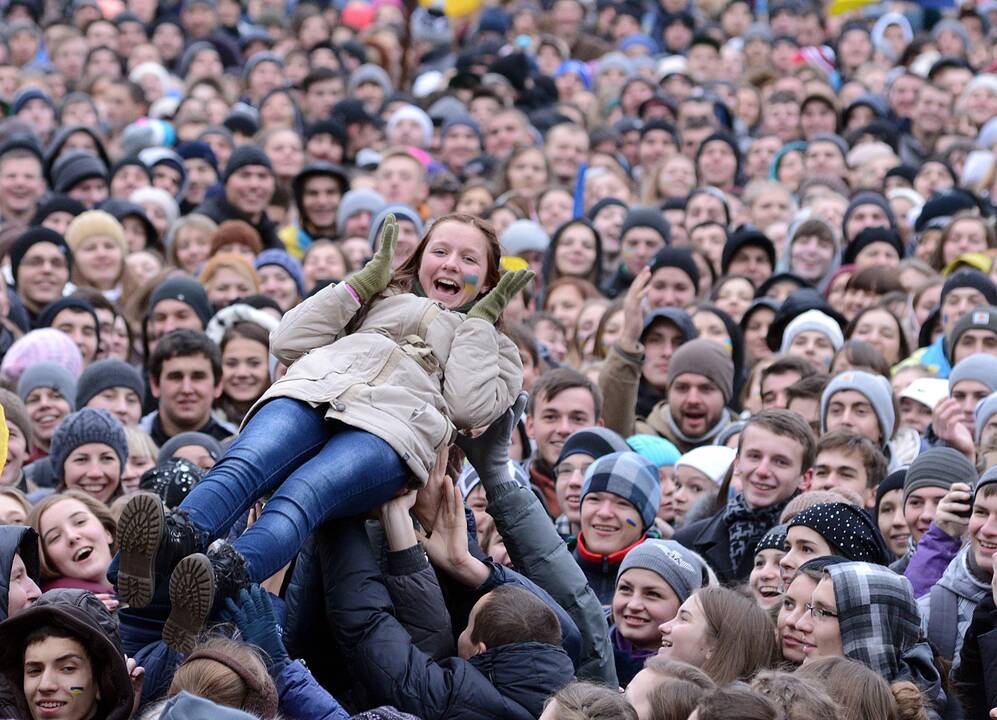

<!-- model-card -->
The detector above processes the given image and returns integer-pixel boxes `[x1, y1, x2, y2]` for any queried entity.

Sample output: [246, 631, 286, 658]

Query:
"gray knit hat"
[16, 362, 77, 409]
[336, 188, 386, 237]
[456, 459, 529, 497]
[500, 220, 550, 256]
[976, 391, 997, 444]
[780, 309, 844, 353]
[949, 354, 997, 394]
[581, 451, 660, 531]
[51, 150, 108, 194]
[820, 371, 895, 443]
[903, 446, 977, 507]
[368, 205, 424, 250]
[75, 359, 145, 410]
[974, 464, 997, 503]
[156, 431, 223, 467]
[556, 426, 631, 467]
[617, 539, 705, 604]
[666, 339, 735, 404]
[49, 408, 128, 482]
[347, 64, 393, 96]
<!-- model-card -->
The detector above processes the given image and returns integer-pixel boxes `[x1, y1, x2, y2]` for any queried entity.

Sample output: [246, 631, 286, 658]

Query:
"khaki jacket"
[250, 282, 522, 484]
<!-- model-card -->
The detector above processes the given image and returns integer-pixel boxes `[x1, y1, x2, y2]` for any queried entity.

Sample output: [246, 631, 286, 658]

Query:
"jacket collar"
[576, 532, 645, 565]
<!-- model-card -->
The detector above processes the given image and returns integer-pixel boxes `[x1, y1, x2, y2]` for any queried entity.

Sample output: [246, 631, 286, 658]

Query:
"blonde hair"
[166, 214, 219, 269]
[124, 426, 158, 462]
[28, 490, 117, 581]
[0, 487, 31, 522]
[780, 489, 861, 523]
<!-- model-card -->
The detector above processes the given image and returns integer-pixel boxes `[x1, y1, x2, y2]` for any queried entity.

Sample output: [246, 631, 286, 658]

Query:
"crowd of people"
[0, 0, 996, 717]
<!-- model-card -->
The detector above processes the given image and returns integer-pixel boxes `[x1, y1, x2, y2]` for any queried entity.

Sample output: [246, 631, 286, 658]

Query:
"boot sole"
[117, 493, 164, 609]
[164, 553, 214, 654]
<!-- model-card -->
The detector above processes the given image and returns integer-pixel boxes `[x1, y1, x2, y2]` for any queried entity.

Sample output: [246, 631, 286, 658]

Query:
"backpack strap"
[928, 584, 960, 660]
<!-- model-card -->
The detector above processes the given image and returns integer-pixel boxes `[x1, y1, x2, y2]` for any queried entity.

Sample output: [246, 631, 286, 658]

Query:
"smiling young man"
[913, 464, 996, 668]
[811, 428, 887, 508]
[281, 162, 349, 260]
[673, 409, 814, 584]
[571, 451, 661, 607]
[9, 227, 73, 327]
[552, 426, 630, 539]
[820, 370, 897, 463]
[524, 368, 603, 518]
[195, 145, 281, 250]
[141, 328, 236, 446]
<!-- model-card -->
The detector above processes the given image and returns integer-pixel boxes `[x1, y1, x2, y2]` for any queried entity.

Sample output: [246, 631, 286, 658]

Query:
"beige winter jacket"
[247, 282, 523, 484]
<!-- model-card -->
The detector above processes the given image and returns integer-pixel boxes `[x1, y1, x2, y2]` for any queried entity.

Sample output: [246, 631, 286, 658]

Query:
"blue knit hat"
[627, 434, 681, 468]
[820, 370, 895, 443]
[581, 451, 660, 530]
[556, 427, 630, 467]
[254, 249, 305, 299]
[49, 408, 128, 482]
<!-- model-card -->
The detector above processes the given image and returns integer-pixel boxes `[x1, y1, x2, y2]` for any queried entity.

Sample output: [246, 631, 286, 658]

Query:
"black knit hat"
[841, 227, 905, 266]
[37, 297, 100, 350]
[75, 359, 145, 409]
[223, 144, 274, 183]
[555, 426, 630, 467]
[649, 246, 700, 291]
[765, 287, 846, 352]
[621, 207, 671, 244]
[755, 272, 810, 299]
[914, 188, 981, 233]
[51, 150, 109, 193]
[29, 194, 85, 226]
[789, 502, 892, 566]
[941, 269, 997, 306]
[587, 197, 627, 221]
[148, 276, 212, 328]
[721, 229, 775, 274]
[9, 227, 73, 283]
[755, 523, 788, 555]
[875, 467, 906, 517]
[842, 191, 896, 237]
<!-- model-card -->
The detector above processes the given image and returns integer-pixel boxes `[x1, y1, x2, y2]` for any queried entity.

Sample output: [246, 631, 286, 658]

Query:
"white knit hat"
[780, 309, 844, 353]
[674, 446, 736, 486]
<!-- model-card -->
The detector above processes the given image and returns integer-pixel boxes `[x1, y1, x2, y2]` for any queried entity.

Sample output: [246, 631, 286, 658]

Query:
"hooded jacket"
[0, 525, 39, 622]
[917, 544, 991, 670]
[317, 518, 575, 720]
[255, 281, 522, 484]
[0, 604, 134, 720]
[195, 193, 283, 251]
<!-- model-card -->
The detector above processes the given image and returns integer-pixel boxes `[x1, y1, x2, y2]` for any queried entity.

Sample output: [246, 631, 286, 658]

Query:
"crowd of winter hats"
[0, 0, 996, 716]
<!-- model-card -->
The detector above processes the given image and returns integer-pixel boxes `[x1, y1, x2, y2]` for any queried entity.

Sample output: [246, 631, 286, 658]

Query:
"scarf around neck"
[723, 493, 791, 571]
[661, 405, 732, 446]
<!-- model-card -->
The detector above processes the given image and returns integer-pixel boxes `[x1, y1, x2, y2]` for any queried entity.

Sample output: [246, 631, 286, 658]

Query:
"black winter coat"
[317, 518, 575, 720]
[673, 511, 750, 585]
[955, 594, 997, 720]
[194, 194, 283, 250]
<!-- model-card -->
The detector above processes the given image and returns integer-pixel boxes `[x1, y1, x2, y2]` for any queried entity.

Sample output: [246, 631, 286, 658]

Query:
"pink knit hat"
[0, 328, 83, 384]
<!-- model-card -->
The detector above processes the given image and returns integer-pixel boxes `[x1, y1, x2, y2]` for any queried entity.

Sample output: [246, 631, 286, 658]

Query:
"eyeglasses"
[805, 603, 838, 620]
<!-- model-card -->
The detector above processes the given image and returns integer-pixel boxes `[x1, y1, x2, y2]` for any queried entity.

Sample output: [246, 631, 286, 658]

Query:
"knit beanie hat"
[627, 434, 682, 468]
[387, 105, 433, 147]
[588, 197, 628, 222]
[874, 468, 906, 516]
[156, 431, 223, 467]
[369, 205, 424, 250]
[9, 227, 73, 283]
[139, 458, 205, 509]
[789, 502, 892, 565]
[242, 51, 283, 81]
[51, 150, 108, 194]
[616, 539, 705, 603]
[649, 247, 699, 291]
[581, 451, 661, 531]
[0, 388, 32, 450]
[75, 359, 145, 410]
[781, 309, 845, 353]
[176, 140, 219, 175]
[254, 250, 305, 298]
[16, 361, 77, 408]
[500, 220, 550, 256]
[36, 298, 101, 350]
[666, 339, 735, 403]
[820, 371, 895, 441]
[223, 145, 274, 184]
[755, 523, 789, 554]
[721, 229, 776, 274]
[973, 464, 997, 503]
[149, 277, 212, 328]
[976, 392, 997, 444]
[941, 269, 997, 307]
[336, 188, 386, 237]
[348, 64, 393, 95]
[200, 254, 260, 292]
[49, 407, 128, 481]
[64, 210, 127, 255]
[949, 354, 997, 394]
[1, 332, 82, 385]
[674, 445, 737, 485]
[841, 227, 905, 266]
[29, 195, 85, 227]
[620, 208, 671, 244]
[947, 306, 997, 364]
[129, 187, 180, 231]
[210, 220, 264, 257]
[456, 459, 529, 497]
[441, 114, 481, 140]
[842, 191, 896, 236]
[556, 427, 630, 467]
[903, 446, 976, 507]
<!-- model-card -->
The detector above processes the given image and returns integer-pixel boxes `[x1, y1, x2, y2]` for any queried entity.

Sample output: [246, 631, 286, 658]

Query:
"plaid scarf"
[723, 493, 789, 570]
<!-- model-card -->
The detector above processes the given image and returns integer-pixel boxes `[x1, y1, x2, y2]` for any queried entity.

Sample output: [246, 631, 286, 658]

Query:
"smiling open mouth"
[433, 278, 460, 295]
[73, 547, 93, 562]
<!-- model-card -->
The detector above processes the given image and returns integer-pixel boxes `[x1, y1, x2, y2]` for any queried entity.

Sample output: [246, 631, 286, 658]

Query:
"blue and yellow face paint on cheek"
[69, 687, 85, 695]
[463, 274, 478, 294]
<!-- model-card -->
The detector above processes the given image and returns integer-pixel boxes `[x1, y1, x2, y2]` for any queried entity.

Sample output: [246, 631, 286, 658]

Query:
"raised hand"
[420, 477, 489, 587]
[620, 266, 651, 353]
[932, 397, 975, 460]
[347, 213, 398, 302]
[456, 393, 527, 483]
[935, 482, 973, 539]
[222, 585, 289, 674]
[466, 269, 534, 323]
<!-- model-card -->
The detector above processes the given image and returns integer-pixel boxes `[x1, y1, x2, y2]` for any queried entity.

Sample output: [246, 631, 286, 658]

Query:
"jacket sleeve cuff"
[611, 341, 644, 366]
[386, 544, 429, 576]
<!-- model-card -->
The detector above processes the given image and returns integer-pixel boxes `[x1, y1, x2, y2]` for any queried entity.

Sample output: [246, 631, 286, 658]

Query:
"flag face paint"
[69, 687, 85, 695]
[463, 274, 478, 294]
